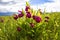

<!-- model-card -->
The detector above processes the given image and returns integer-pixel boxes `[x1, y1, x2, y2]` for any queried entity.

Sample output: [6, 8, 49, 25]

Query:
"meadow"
[0, 12, 60, 40]
[0, 2, 60, 40]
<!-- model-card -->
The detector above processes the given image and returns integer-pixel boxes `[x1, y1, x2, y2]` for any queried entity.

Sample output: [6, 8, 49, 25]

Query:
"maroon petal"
[35, 16, 41, 23]
[17, 27, 21, 32]
[25, 6, 30, 11]
[18, 13, 24, 18]
[33, 16, 42, 23]
[30, 23, 34, 28]
[32, 15, 37, 19]
[13, 15, 18, 20]
[26, 12, 31, 18]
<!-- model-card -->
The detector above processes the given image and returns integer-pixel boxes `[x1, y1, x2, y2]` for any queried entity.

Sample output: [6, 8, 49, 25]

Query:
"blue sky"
[0, 0, 53, 5]
[0, 0, 60, 12]
[30, 0, 54, 5]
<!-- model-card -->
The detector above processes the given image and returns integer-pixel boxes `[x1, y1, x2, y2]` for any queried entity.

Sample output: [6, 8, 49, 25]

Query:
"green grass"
[0, 12, 60, 40]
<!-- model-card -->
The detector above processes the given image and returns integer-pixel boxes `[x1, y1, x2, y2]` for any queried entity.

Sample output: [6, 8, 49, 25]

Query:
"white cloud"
[1, 0, 12, 2]
[0, 0, 60, 12]
[31, 0, 60, 12]
[0, 0, 29, 12]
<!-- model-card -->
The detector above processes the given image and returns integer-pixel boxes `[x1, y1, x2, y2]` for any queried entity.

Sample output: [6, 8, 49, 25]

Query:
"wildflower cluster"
[13, 2, 42, 32]
[0, 2, 59, 40]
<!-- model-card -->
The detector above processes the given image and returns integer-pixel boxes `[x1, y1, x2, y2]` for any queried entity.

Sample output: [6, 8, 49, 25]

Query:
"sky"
[0, 0, 60, 12]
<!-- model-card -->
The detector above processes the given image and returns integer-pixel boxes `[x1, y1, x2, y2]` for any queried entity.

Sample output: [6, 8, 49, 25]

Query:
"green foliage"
[0, 12, 60, 40]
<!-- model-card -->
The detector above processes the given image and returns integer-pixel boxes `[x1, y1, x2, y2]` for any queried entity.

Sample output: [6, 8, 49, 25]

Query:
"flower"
[32, 15, 37, 19]
[45, 16, 49, 19]
[35, 16, 41, 23]
[26, 12, 31, 18]
[25, 6, 30, 12]
[18, 11, 24, 18]
[17, 27, 21, 32]
[18, 13, 24, 18]
[32, 15, 42, 23]
[13, 15, 18, 20]
[30, 23, 34, 28]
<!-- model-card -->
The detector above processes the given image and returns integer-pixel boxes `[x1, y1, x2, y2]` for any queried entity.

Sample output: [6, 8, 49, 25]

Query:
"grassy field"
[0, 12, 60, 40]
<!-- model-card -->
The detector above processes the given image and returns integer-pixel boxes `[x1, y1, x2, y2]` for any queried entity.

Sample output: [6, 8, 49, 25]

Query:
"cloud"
[0, 0, 60, 12]
[0, 0, 28, 5]
[43, 0, 60, 12]
[0, 0, 15, 5]
[30, 0, 60, 12]
[0, 0, 29, 4]
[1, 0, 12, 2]
[0, 0, 29, 12]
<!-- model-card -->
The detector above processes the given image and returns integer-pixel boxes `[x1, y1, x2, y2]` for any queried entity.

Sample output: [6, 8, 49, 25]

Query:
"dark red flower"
[13, 15, 18, 20]
[32, 15, 42, 23]
[30, 23, 34, 28]
[32, 15, 37, 19]
[18, 13, 24, 18]
[26, 12, 31, 18]
[17, 27, 21, 32]
[35, 16, 41, 23]
[25, 6, 30, 11]
[45, 16, 49, 19]
[18, 10, 24, 18]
